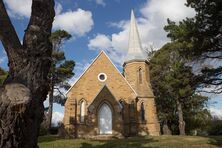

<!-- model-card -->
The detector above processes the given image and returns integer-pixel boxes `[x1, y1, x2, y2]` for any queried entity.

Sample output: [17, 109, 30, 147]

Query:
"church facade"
[63, 11, 160, 138]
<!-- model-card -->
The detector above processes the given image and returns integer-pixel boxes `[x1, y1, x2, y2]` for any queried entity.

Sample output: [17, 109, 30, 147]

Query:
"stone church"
[63, 10, 160, 137]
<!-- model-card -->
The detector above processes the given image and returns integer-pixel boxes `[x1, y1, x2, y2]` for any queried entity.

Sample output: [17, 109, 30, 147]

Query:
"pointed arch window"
[80, 100, 85, 122]
[141, 102, 145, 122]
[139, 68, 142, 84]
[98, 103, 112, 134]
[119, 100, 125, 120]
[130, 100, 135, 120]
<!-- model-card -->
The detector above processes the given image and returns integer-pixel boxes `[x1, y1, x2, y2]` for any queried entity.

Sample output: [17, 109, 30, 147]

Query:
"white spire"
[125, 10, 146, 62]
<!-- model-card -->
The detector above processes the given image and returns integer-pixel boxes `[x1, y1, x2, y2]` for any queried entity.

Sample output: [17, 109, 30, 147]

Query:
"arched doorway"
[98, 103, 112, 134]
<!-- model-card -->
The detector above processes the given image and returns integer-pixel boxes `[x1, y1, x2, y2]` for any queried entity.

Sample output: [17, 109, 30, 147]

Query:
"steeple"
[125, 10, 146, 62]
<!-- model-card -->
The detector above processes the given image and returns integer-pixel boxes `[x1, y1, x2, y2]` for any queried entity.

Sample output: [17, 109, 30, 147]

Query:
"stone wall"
[63, 52, 137, 137]
[124, 60, 160, 136]
[63, 52, 160, 137]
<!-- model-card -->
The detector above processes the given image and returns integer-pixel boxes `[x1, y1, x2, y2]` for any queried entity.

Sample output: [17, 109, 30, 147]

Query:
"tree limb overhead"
[0, 0, 22, 62]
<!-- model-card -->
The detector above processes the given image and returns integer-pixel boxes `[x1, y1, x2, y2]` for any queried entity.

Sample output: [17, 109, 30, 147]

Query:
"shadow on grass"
[207, 136, 222, 147]
[80, 136, 158, 148]
[38, 135, 60, 143]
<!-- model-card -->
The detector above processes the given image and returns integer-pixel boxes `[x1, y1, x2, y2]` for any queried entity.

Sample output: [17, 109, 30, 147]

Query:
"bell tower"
[123, 10, 160, 136]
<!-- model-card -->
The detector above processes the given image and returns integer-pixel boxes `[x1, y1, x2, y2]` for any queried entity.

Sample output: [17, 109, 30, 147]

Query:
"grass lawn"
[38, 135, 222, 148]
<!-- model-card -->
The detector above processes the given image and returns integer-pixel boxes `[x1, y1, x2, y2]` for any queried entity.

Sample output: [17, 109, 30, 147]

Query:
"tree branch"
[0, 0, 22, 60]
[54, 87, 66, 98]
[205, 55, 222, 59]
[197, 89, 222, 94]
[23, 0, 55, 54]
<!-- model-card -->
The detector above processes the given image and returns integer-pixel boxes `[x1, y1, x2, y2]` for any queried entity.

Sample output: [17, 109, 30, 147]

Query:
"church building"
[63, 10, 160, 137]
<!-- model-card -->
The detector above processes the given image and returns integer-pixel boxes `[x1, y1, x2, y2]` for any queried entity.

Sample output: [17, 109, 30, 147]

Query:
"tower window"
[70, 117, 75, 124]
[130, 101, 135, 120]
[139, 68, 142, 84]
[141, 102, 145, 122]
[119, 100, 124, 120]
[80, 100, 85, 122]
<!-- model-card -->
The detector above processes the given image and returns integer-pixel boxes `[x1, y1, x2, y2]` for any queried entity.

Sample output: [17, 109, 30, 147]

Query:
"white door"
[98, 103, 112, 134]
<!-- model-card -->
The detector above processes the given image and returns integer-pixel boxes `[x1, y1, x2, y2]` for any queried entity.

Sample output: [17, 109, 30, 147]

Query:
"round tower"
[123, 10, 160, 136]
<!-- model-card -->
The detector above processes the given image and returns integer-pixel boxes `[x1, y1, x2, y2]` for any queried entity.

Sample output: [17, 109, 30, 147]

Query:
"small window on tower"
[130, 101, 135, 120]
[141, 102, 145, 122]
[139, 68, 142, 84]
[69, 117, 75, 124]
[119, 100, 124, 120]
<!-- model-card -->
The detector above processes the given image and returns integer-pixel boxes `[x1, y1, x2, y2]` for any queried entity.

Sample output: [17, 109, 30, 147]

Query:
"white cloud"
[139, 0, 195, 48]
[5, 1, 63, 18]
[141, 0, 194, 22]
[55, 2, 63, 15]
[52, 111, 64, 126]
[5, 0, 32, 18]
[88, 0, 195, 66]
[88, 34, 112, 50]
[95, 0, 106, 6]
[6, 1, 94, 38]
[53, 8, 94, 37]
[209, 108, 222, 119]
[88, 32, 127, 65]
[5, 1, 94, 38]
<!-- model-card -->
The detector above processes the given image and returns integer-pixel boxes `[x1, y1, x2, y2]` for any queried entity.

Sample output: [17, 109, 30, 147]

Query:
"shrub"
[208, 118, 222, 135]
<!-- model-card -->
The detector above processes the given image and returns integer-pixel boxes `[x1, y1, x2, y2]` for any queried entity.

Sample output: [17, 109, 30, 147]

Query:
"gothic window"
[130, 101, 135, 120]
[80, 100, 85, 122]
[141, 102, 145, 122]
[119, 100, 124, 120]
[69, 117, 75, 125]
[98, 103, 112, 134]
[139, 68, 142, 84]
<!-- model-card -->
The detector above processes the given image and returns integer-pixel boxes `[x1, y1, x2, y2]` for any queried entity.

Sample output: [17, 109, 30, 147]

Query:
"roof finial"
[125, 10, 146, 62]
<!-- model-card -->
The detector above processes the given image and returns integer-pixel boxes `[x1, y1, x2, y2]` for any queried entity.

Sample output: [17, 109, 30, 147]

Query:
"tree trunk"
[48, 78, 54, 132]
[176, 99, 186, 135]
[162, 120, 172, 135]
[0, 0, 55, 147]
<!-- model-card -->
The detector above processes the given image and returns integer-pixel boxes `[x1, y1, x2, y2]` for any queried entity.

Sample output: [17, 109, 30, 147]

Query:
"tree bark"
[0, 0, 55, 147]
[176, 99, 186, 135]
[162, 120, 172, 135]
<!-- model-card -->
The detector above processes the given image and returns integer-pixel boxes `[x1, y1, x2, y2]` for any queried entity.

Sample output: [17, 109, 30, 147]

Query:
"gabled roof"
[66, 50, 137, 96]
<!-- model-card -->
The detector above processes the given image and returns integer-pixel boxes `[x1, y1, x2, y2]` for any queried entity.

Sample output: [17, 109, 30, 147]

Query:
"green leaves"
[150, 42, 209, 134]
[55, 60, 75, 84]
[50, 30, 72, 51]
[49, 30, 75, 106]
[164, 0, 222, 89]
[50, 30, 72, 42]
[151, 0, 221, 133]
[52, 51, 65, 63]
[50, 29, 75, 87]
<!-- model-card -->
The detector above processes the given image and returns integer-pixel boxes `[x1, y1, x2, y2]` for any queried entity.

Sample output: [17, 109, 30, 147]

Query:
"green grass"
[38, 135, 222, 148]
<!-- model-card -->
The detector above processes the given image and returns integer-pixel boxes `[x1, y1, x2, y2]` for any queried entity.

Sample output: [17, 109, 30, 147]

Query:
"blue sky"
[0, 0, 221, 122]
